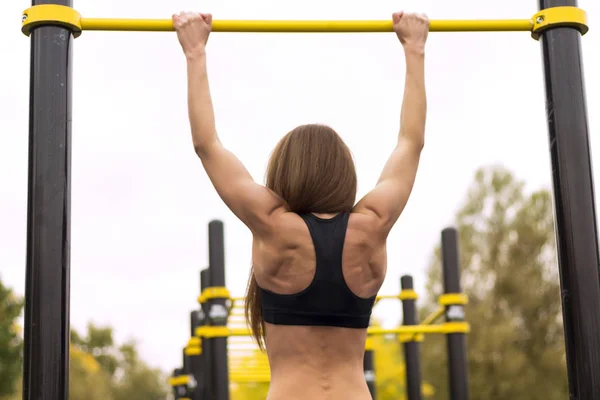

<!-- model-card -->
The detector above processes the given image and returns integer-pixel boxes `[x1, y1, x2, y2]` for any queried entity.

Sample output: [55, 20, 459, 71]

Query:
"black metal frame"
[538, 1, 600, 398]
[401, 276, 423, 400]
[24, 0, 599, 398]
[208, 221, 230, 400]
[441, 228, 469, 400]
[199, 268, 211, 399]
[24, 0, 73, 399]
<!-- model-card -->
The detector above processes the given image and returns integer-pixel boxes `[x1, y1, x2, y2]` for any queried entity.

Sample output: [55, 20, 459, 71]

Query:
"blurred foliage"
[0, 278, 23, 398]
[419, 165, 568, 400]
[0, 282, 168, 400]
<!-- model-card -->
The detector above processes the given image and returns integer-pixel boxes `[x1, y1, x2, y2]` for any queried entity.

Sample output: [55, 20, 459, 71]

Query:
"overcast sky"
[1, 0, 598, 372]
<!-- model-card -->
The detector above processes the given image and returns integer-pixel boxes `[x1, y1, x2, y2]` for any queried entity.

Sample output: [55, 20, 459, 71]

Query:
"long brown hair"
[245, 124, 357, 350]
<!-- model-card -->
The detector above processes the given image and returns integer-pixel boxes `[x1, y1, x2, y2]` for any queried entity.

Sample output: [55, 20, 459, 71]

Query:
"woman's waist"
[267, 355, 365, 380]
[267, 367, 371, 400]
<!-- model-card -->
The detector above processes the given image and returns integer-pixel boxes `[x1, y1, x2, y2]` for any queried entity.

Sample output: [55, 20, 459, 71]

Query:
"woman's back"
[252, 212, 386, 400]
[174, 8, 429, 399]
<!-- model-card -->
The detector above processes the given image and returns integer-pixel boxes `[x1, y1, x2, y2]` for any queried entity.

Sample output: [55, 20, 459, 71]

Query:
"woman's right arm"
[353, 12, 429, 234]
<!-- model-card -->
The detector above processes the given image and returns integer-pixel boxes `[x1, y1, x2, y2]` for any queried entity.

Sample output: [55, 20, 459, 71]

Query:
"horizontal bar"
[196, 322, 469, 337]
[81, 18, 534, 33]
[419, 307, 446, 326]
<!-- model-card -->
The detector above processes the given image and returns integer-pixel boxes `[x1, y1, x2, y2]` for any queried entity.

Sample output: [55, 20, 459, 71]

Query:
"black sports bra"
[259, 212, 376, 329]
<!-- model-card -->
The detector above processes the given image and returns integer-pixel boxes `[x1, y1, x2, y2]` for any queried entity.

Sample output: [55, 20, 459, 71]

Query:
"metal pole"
[75, 17, 535, 33]
[172, 368, 185, 400]
[188, 310, 202, 400]
[538, 1, 600, 398]
[23, 1, 73, 400]
[208, 221, 229, 400]
[441, 228, 469, 400]
[401, 275, 422, 400]
[182, 350, 193, 400]
[191, 310, 200, 338]
[199, 268, 212, 400]
[363, 339, 376, 398]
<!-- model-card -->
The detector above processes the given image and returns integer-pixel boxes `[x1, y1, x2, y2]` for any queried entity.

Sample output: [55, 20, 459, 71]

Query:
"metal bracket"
[398, 289, 418, 301]
[532, 6, 588, 40]
[22, 4, 82, 37]
[439, 293, 469, 306]
[197, 286, 231, 304]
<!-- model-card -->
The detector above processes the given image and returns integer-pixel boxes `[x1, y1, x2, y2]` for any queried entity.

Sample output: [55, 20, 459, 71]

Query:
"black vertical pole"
[401, 276, 422, 400]
[208, 221, 229, 400]
[182, 350, 193, 400]
[189, 311, 201, 400]
[538, 1, 600, 398]
[172, 368, 186, 400]
[183, 349, 191, 379]
[363, 339, 376, 398]
[191, 310, 200, 338]
[441, 228, 469, 400]
[199, 268, 212, 400]
[23, 1, 73, 400]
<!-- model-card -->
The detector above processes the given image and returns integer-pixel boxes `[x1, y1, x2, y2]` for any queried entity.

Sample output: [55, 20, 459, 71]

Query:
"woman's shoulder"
[348, 211, 384, 235]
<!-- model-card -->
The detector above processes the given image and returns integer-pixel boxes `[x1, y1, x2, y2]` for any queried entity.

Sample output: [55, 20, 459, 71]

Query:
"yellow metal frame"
[420, 307, 446, 326]
[184, 346, 201, 356]
[399, 289, 419, 301]
[230, 373, 271, 383]
[185, 337, 202, 356]
[22, 5, 82, 37]
[168, 375, 190, 387]
[531, 6, 588, 40]
[399, 333, 425, 343]
[439, 293, 469, 306]
[198, 286, 230, 303]
[195, 322, 470, 338]
[22, 5, 588, 37]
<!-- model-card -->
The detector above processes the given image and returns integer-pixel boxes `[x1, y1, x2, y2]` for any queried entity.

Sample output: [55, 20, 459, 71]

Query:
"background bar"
[208, 221, 230, 400]
[441, 228, 470, 400]
[23, 0, 73, 399]
[401, 275, 423, 400]
[538, 0, 600, 398]
[198, 268, 211, 400]
[80, 18, 534, 33]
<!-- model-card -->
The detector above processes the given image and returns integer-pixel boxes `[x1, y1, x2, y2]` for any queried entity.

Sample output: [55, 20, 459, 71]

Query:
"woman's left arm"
[174, 12, 285, 233]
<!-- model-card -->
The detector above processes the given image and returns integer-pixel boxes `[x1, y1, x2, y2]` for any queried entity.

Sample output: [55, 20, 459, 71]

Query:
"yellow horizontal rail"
[20, 5, 589, 39]
[80, 18, 534, 33]
[231, 374, 271, 383]
[420, 307, 446, 326]
[196, 322, 469, 338]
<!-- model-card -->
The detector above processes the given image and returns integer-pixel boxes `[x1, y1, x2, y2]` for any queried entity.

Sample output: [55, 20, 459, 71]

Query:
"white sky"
[1, 0, 598, 372]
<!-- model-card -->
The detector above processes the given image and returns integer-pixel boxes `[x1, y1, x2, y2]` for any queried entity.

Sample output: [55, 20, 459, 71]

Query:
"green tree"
[419, 166, 567, 400]
[71, 324, 168, 400]
[111, 342, 168, 400]
[70, 346, 114, 400]
[71, 324, 119, 379]
[0, 277, 24, 398]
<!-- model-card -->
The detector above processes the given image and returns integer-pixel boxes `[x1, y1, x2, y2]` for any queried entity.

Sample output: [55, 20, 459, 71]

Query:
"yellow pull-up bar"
[21, 4, 588, 40]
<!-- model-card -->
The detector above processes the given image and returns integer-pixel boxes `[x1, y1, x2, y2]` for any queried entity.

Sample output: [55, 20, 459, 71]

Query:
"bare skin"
[174, 10, 429, 399]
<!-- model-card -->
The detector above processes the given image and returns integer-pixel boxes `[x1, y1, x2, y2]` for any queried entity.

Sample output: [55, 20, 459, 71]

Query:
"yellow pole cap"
[532, 6, 588, 40]
[22, 5, 82, 37]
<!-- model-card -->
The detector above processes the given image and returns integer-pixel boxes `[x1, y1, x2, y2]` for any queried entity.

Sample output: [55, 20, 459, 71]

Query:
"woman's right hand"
[392, 11, 430, 53]
[173, 11, 213, 60]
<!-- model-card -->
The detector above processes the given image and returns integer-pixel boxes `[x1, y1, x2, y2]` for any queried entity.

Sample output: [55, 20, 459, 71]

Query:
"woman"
[173, 10, 429, 400]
